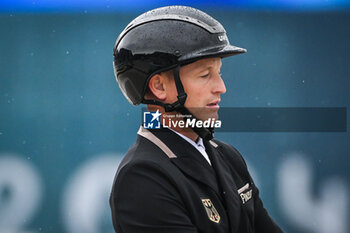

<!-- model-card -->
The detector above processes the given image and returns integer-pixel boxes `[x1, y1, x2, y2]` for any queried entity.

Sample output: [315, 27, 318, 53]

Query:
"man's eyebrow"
[195, 63, 222, 73]
[196, 67, 210, 73]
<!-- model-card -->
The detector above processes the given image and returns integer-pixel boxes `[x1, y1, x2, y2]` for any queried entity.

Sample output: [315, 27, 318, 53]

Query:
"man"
[110, 5, 283, 233]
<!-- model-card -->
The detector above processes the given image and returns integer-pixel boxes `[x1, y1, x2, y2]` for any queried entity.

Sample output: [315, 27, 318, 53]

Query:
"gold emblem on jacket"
[201, 198, 221, 223]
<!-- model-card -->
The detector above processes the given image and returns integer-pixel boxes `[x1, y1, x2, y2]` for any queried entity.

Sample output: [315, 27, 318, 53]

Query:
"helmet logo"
[218, 35, 227, 42]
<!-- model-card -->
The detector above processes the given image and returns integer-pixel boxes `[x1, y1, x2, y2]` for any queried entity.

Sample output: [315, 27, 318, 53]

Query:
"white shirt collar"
[168, 128, 211, 165]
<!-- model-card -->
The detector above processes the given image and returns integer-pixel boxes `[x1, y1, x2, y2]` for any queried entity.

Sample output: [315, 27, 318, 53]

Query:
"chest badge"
[201, 198, 221, 223]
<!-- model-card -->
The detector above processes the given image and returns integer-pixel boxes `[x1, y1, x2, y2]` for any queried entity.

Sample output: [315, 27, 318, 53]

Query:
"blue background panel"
[0, 6, 350, 233]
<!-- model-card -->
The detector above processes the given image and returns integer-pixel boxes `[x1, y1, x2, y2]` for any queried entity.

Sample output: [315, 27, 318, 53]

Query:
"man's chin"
[195, 112, 219, 122]
[185, 107, 219, 121]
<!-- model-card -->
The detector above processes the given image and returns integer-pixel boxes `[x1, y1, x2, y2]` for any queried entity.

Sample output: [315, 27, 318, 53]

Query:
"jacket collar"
[138, 126, 220, 195]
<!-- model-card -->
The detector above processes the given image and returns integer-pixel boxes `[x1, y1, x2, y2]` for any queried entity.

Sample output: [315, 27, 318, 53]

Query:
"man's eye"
[200, 73, 210, 78]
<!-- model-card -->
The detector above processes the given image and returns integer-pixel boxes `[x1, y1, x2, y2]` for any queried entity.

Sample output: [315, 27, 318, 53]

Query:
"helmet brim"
[178, 44, 247, 64]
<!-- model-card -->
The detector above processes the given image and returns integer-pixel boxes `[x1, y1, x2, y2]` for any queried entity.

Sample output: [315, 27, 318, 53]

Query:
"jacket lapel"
[204, 140, 242, 233]
[147, 127, 221, 196]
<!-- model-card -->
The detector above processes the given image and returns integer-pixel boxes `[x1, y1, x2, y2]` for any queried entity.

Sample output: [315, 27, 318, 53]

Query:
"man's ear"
[148, 74, 167, 101]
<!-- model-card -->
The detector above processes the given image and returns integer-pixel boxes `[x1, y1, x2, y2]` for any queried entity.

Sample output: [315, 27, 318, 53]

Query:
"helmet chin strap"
[142, 66, 214, 141]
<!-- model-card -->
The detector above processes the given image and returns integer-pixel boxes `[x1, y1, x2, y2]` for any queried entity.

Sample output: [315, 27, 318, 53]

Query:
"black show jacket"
[110, 127, 283, 233]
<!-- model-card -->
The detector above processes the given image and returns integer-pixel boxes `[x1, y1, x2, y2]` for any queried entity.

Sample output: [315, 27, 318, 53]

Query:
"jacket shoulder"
[211, 139, 250, 179]
[117, 135, 173, 173]
[111, 135, 179, 194]
[212, 139, 246, 163]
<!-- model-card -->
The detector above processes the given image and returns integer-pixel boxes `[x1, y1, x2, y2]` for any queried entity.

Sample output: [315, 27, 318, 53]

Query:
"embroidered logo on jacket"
[201, 198, 221, 223]
[237, 183, 252, 204]
[239, 190, 252, 204]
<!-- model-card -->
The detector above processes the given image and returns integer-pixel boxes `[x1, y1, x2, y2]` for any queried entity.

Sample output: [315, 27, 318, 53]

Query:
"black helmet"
[113, 5, 246, 105]
[113, 5, 246, 140]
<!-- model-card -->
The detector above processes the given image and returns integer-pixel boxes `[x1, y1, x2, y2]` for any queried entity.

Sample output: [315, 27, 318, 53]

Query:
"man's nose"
[212, 73, 226, 94]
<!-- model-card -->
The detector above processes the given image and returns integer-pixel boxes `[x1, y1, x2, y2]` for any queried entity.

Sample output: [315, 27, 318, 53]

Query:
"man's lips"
[206, 100, 220, 108]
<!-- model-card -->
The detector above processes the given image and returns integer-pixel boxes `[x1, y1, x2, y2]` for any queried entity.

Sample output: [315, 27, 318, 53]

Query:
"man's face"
[166, 57, 226, 121]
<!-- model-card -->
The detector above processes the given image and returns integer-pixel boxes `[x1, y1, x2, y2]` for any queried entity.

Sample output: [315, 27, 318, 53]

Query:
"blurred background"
[0, 0, 349, 233]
